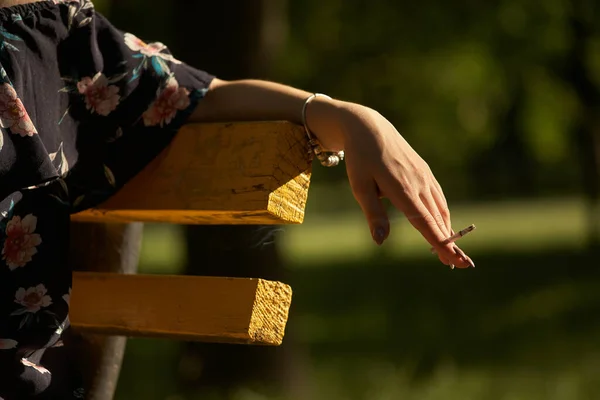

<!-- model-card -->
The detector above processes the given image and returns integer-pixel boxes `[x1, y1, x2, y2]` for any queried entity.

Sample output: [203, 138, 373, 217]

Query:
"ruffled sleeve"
[59, 8, 215, 212]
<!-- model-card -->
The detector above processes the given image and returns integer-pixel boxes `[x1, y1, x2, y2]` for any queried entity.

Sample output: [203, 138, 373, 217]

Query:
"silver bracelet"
[301, 93, 345, 167]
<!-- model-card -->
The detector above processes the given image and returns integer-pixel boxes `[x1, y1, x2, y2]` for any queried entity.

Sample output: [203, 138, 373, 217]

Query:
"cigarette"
[443, 224, 476, 244]
[430, 224, 476, 254]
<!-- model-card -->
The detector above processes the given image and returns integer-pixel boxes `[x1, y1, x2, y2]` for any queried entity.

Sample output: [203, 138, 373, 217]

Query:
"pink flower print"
[2, 214, 42, 270]
[14, 284, 52, 313]
[77, 72, 120, 116]
[124, 33, 181, 64]
[0, 83, 37, 137]
[0, 338, 17, 349]
[21, 358, 50, 375]
[62, 288, 71, 305]
[143, 77, 190, 127]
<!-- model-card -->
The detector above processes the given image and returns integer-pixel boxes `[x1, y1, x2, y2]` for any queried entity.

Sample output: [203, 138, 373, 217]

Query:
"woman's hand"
[194, 79, 474, 267]
[307, 99, 474, 268]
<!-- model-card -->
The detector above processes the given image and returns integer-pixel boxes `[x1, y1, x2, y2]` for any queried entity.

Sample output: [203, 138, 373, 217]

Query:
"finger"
[409, 209, 468, 268]
[431, 184, 452, 236]
[430, 228, 456, 254]
[432, 178, 447, 207]
[429, 228, 475, 268]
[407, 210, 465, 267]
[445, 230, 472, 268]
[453, 245, 475, 268]
[430, 176, 454, 238]
[453, 245, 475, 269]
[350, 177, 390, 246]
[388, 191, 468, 267]
[432, 186, 464, 266]
[420, 191, 451, 237]
[419, 192, 453, 265]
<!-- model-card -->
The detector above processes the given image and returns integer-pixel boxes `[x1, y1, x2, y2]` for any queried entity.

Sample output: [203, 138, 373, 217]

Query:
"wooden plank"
[71, 121, 312, 225]
[70, 272, 293, 346]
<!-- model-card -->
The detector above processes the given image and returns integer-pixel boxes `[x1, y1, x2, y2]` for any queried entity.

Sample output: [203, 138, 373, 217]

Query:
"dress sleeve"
[61, 9, 215, 212]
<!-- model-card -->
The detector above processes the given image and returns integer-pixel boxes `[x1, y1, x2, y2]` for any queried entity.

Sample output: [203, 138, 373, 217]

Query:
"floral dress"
[0, 1, 214, 398]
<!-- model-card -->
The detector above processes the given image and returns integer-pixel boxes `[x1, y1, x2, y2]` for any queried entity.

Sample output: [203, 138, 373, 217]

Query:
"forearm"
[191, 78, 355, 150]
[189, 80, 473, 267]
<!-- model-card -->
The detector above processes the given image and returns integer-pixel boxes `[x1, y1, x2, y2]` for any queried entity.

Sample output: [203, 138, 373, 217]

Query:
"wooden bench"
[68, 121, 311, 346]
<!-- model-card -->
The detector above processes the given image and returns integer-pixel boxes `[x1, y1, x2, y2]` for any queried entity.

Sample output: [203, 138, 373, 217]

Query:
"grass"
[140, 196, 588, 271]
[282, 196, 589, 263]
[118, 196, 600, 400]
[119, 246, 600, 400]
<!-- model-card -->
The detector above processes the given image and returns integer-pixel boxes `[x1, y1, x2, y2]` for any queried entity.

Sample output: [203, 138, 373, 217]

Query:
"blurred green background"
[93, 0, 600, 399]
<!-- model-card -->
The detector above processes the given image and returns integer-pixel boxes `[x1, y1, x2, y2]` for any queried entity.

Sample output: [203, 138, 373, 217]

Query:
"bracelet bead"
[301, 93, 345, 167]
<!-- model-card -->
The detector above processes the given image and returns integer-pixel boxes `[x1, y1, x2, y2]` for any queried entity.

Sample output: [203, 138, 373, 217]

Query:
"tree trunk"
[170, 0, 299, 397]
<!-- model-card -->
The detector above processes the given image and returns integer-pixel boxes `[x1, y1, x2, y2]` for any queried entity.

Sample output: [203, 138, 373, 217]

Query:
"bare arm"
[191, 78, 346, 150]
[191, 78, 475, 269]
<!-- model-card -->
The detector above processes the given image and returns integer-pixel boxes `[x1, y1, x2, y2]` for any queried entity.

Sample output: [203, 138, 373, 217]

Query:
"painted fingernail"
[373, 227, 386, 245]
[452, 246, 474, 268]
[453, 246, 469, 262]
[450, 264, 455, 270]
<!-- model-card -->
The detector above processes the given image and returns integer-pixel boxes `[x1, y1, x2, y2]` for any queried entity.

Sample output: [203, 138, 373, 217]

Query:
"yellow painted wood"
[70, 272, 292, 345]
[72, 121, 312, 224]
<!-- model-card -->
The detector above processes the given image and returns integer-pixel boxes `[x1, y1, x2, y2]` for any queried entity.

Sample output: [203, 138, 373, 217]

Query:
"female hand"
[309, 99, 474, 268]
[194, 79, 474, 268]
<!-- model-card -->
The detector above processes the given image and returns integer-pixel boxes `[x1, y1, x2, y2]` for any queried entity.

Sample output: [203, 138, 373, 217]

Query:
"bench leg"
[68, 222, 143, 400]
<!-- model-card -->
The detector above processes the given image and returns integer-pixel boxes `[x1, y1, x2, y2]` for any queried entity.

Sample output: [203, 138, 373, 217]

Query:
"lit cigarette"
[430, 224, 476, 254]
[443, 224, 476, 244]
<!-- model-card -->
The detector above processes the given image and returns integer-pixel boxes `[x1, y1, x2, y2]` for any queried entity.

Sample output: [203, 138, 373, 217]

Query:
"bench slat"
[72, 121, 312, 224]
[70, 272, 292, 346]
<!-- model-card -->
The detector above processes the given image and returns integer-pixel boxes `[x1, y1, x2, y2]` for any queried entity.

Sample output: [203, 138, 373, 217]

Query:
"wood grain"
[70, 272, 293, 346]
[72, 121, 312, 224]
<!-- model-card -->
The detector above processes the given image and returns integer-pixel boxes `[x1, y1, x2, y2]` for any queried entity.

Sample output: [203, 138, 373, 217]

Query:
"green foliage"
[101, 0, 600, 200]
[273, 0, 599, 199]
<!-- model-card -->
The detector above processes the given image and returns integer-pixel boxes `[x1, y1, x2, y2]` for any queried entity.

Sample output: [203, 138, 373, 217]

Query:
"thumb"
[350, 178, 390, 245]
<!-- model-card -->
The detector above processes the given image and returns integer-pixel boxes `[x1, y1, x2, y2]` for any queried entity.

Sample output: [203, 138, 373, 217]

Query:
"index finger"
[391, 194, 470, 268]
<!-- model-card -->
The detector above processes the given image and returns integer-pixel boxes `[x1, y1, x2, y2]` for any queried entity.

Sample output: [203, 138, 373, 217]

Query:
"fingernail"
[452, 246, 474, 268]
[453, 247, 469, 261]
[373, 227, 386, 245]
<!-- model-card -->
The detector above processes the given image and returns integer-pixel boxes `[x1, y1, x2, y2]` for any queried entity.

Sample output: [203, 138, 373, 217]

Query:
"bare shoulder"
[0, 0, 43, 8]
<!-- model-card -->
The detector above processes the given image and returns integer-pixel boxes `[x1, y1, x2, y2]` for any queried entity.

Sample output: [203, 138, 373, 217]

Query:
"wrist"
[303, 96, 350, 151]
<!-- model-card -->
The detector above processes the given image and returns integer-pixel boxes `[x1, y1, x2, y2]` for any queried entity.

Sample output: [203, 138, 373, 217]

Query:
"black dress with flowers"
[0, 1, 214, 398]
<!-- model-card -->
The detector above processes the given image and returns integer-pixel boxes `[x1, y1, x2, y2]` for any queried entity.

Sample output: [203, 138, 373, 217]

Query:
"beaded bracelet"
[301, 93, 345, 167]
